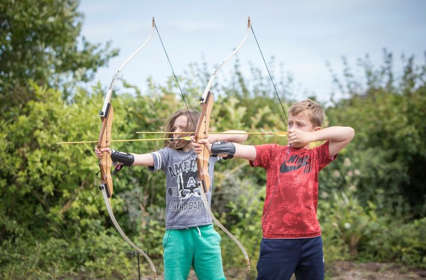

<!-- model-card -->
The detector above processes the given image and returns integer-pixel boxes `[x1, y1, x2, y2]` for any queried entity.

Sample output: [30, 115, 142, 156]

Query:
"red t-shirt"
[250, 142, 335, 239]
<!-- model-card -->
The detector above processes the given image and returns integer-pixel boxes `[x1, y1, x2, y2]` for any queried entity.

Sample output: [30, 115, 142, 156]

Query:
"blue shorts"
[256, 236, 324, 280]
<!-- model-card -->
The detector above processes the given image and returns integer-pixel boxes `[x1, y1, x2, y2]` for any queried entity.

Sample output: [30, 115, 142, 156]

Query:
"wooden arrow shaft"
[136, 131, 288, 136]
[57, 136, 191, 145]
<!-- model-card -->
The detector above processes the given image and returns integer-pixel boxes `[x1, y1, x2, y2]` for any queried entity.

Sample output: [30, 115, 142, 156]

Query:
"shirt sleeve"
[150, 148, 170, 171]
[249, 144, 278, 169]
[315, 141, 336, 171]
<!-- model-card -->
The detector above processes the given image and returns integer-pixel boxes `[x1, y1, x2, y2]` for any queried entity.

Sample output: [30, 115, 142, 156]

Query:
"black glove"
[211, 142, 236, 160]
[111, 150, 135, 166]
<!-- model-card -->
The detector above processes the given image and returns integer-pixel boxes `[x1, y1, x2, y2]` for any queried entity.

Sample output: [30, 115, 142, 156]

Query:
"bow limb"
[100, 18, 155, 116]
[195, 91, 251, 272]
[194, 18, 252, 272]
[97, 103, 114, 197]
[200, 17, 251, 101]
[97, 19, 157, 278]
[194, 91, 214, 193]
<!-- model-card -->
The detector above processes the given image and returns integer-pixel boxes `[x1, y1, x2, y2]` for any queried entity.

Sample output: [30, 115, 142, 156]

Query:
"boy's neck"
[288, 144, 309, 150]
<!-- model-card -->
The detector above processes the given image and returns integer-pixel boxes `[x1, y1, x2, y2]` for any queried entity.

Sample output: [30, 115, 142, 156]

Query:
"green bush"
[319, 189, 379, 260]
[0, 232, 152, 280]
[361, 217, 426, 267]
[319, 188, 425, 268]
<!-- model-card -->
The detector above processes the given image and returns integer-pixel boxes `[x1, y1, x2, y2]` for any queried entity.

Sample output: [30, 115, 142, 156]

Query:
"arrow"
[57, 136, 192, 145]
[136, 131, 288, 137]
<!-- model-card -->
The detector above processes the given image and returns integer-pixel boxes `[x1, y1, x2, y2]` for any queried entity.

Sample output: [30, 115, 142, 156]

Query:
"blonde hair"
[164, 109, 200, 148]
[288, 99, 324, 127]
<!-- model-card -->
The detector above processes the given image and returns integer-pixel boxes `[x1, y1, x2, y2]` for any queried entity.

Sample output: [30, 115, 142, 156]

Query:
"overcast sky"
[79, 0, 426, 102]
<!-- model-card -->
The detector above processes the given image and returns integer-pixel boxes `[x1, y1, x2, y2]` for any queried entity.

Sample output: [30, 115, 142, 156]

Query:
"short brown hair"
[288, 99, 324, 127]
[164, 109, 200, 148]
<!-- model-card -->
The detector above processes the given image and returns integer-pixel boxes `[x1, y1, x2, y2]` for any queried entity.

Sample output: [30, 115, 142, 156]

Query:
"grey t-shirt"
[151, 147, 219, 229]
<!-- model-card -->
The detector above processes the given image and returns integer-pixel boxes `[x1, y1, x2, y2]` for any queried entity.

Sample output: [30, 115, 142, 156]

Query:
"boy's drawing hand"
[288, 129, 314, 148]
[95, 147, 111, 159]
[192, 138, 211, 154]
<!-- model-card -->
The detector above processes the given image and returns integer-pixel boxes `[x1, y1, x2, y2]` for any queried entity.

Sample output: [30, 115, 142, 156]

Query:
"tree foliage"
[0, 0, 118, 114]
[325, 50, 426, 217]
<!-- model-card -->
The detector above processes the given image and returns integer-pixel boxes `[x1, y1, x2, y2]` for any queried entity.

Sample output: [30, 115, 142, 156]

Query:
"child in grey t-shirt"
[96, 109, 247, 280]
[151, 147, 219, 229]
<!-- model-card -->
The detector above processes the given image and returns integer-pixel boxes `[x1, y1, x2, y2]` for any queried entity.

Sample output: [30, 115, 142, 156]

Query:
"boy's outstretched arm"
[234, 143, 257, 161]
[193, 130, 255, 160]
[208, 130, 248, 144]
[193, 140, 256, 161]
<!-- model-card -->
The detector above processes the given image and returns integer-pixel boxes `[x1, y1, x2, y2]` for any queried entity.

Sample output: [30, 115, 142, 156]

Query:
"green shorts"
[162, 224, 226, 280]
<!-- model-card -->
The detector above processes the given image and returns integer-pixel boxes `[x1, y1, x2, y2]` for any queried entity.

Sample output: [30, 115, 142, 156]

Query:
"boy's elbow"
[350, 127, 355, 138]
[346, 127, 355, 142]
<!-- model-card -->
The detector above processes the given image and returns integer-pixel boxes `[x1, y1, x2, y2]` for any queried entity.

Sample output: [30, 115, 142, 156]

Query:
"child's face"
[288, 112, 315, 132]
[171, 115, 191, 149]
[172, 115, 188, 134]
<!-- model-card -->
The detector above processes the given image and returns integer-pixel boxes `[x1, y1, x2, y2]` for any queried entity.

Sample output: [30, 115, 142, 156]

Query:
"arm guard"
[111, 150, 135, 166]
[211, 142, 236, 159]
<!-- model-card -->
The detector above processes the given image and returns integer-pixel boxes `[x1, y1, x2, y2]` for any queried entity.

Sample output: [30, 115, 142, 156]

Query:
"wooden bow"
[97, 18, 157, 278]
[193, 18, 252, 271]
[194, 91, 214, 193]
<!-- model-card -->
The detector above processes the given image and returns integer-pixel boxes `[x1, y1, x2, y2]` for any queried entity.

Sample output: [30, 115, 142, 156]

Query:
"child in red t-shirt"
[193, 99, 355, 280]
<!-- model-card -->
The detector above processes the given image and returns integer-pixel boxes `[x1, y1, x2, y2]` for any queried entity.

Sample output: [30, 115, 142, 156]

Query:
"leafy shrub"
[361, 217, 426, 268]
[319, 188, 425, 268]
